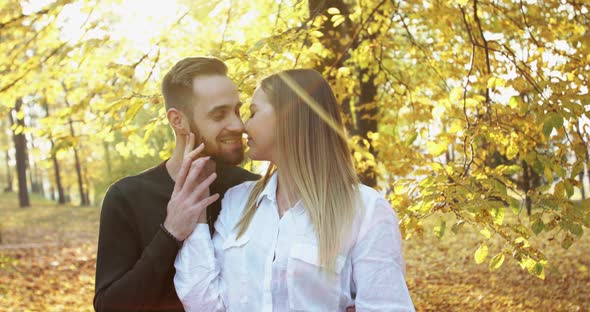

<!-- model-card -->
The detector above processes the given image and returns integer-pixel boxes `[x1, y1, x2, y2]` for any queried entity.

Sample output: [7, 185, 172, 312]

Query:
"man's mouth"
[220, 137, 241, 144]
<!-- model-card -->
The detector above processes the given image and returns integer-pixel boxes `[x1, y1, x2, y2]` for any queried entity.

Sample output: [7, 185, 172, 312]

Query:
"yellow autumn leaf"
[427, 140, 448, 157]
[475, 243, 489, 264]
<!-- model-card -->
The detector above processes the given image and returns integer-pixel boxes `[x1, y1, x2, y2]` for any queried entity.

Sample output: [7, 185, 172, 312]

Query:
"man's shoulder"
[217, 165, 260, 190]
[108, 162, 169, 195]
[222, 165, 260, 180]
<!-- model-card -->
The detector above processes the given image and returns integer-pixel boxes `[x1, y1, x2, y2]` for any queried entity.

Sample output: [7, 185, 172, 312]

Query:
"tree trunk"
[51, 145, 66, 204]
[72, 143, 88, 206]
[308, 0, 354, 138]
[356, 68, 378, 186]
[83, 165, 91, 205]
[4, 150, 13, 192]
[585, 146, 590, 201]
[62, 83, 89, 206]
[308, 0, 380, 187]
[43, 100, 66, 204]
[522, 160, 532, 216]
[578, 170, 586, 200]
[10, 98, 30, 208]
[27, 133, 43, 194]
[104, 142, 112, 180]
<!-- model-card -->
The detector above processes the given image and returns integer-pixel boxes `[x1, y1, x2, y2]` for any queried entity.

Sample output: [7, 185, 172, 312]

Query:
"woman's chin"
[246, 149, 270, 162]
[246, 149, 258, 160]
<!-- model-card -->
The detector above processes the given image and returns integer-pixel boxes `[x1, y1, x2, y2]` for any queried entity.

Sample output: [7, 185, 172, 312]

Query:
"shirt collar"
[256, 171, 278, 206]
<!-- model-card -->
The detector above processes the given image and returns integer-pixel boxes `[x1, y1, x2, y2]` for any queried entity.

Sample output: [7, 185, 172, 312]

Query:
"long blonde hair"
[236, 69, 360, 270]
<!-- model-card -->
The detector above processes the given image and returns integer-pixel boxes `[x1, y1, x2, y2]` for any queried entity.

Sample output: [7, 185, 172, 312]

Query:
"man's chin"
[214, 151, 244, 166]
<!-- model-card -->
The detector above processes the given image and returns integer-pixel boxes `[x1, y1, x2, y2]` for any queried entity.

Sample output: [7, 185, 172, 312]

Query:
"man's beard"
[189, 121, 244, 166]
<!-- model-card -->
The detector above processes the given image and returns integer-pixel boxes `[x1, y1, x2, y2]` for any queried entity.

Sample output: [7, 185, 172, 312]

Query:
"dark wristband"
[160, 223, 183, 247]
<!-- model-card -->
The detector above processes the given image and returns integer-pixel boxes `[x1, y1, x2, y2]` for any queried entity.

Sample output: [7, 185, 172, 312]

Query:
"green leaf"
[509, 197, 521, 214]
[571, 161, 584, 178]
[570, 223, 583, 237]
[489, 253, 505, 271]
[475, 243, 488, 264]
[491, 207, 505, 225]
[248, 38, 267, 53]
[434, 218, 446, 239]
[528, 262, 545, 280]
[561, 234, 574, 249]
[405, 132, 418, 146]
[451, 220, 465, 234]
[531, 218, 544, 235]
[542, 113, 563, 137]
[564, 181, 574, 198]
[497, 164, 522, 175]
[554, 181, 566, 197]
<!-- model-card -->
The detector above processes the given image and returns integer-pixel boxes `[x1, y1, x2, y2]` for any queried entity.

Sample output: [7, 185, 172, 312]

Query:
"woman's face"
[245, 87, 276, 162]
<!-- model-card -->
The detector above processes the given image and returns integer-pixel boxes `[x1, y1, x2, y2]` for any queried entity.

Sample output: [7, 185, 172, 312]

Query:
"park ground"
[0, 192, 588, 311]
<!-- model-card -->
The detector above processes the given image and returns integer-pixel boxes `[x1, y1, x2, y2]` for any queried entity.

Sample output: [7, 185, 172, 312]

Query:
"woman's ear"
[167, 108, 190, 135]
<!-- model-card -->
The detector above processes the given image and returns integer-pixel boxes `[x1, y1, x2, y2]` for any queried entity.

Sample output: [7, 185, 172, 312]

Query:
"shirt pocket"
[287, 243, 346, 311]
[221, 234, 250, 308]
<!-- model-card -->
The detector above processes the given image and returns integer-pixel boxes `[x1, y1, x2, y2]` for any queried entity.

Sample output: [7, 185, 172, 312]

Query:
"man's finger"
[174, 145, 205, 193]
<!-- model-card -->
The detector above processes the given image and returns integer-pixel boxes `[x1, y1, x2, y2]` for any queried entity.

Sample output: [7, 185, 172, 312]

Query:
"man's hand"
[163, 133, 219, 241]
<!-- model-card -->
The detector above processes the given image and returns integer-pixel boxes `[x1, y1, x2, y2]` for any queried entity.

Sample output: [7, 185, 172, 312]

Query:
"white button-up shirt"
[174, 173, 414, 311]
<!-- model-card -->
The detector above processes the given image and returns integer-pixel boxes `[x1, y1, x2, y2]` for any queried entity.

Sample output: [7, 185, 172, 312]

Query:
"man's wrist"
[160, 223, 183, 247]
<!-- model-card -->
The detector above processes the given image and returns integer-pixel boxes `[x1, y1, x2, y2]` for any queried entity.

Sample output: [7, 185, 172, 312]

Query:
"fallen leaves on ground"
[0, 244, 96, 312]
[0, 193, 589, 311]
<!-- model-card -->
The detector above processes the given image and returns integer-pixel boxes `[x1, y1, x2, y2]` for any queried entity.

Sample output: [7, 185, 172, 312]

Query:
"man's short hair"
[161, 57, 228, 114]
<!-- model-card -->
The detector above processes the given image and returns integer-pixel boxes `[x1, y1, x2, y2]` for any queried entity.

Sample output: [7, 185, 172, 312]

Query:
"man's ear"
[167, 108, 190, 135]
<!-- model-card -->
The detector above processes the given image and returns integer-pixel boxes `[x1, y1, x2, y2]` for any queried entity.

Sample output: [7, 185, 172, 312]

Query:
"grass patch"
[0, 192, 100, 245]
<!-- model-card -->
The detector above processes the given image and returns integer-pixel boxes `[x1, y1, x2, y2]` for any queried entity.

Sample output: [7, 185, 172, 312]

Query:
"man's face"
[189, 75, 245, 165]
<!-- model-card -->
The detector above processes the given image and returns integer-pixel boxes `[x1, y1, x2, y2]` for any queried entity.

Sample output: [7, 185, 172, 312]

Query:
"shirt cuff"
[187, 223, 212, 241]
[177, 224, 216, 269]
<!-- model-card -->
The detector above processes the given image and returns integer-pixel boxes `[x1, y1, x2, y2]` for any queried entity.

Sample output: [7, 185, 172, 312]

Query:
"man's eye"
[211, 113, 225, 121]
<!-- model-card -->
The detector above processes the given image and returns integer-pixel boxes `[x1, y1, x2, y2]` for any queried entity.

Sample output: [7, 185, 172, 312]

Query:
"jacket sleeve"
[94, 184, 180, 312]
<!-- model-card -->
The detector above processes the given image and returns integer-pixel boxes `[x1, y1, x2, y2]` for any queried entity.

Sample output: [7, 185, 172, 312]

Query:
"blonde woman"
[174, 69, 414, 311]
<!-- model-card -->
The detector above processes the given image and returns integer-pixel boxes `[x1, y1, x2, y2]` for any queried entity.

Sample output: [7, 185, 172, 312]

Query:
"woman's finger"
[193, 193, 220, 215]
[183, 133, 195, 156]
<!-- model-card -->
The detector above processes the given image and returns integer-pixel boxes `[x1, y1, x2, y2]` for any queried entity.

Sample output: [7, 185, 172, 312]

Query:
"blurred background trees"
[0, 0, 588, 277]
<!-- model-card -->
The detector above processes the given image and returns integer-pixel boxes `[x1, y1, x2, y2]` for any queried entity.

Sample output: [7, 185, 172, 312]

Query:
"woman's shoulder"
[218, 180, 258, 227]
[357, 184, 390, 214]
[356, 184, 398, 229]
[224, 180, 257, 202]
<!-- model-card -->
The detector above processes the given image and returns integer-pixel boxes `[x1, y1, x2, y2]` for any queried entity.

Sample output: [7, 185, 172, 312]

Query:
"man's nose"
[227, 113, 245, 133]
